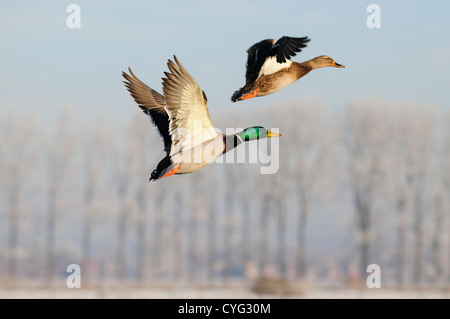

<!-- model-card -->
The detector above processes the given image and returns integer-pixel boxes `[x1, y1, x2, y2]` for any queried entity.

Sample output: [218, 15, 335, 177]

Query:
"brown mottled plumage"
[232, 36, 345, 102]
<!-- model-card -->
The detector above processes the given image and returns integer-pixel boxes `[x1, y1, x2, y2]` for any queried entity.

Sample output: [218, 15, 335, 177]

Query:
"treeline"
[0, 98, 449, 287]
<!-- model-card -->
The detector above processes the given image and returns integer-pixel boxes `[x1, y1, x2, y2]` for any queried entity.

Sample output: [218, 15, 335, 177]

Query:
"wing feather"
[122, 67, 166, 113]
[122, 68, 172, 154]
[269, 36, 310, 63]
[245, 39, 275, 85]
[243, 36, 310, 83]
[162, 56, 217, 155]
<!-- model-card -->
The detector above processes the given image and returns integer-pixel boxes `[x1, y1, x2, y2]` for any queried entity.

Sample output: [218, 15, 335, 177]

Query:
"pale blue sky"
[1, 1, 450, 125]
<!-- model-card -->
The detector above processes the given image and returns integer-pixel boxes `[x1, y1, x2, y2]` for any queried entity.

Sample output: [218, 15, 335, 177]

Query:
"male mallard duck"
[122, 56, 281, 181]
[231, 36, 345, 102]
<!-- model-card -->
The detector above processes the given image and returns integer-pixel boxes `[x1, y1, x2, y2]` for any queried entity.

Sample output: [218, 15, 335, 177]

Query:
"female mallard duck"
[231, 36, 345, 102]
[122, 56, 281, 181]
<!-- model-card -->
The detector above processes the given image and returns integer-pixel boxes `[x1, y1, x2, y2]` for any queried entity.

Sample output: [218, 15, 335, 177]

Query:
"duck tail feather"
[231, 88, 243, 102]
[149, 156, 176, 181]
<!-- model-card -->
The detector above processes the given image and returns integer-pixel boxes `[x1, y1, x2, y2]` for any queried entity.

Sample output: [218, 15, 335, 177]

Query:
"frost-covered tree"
[277, 101, 338, 278]
[44, 108, 76, 286]
[388, 105, 436, 285]
[344, 99, 393, 279]
[0, 110, 41, 285]
[397, 105, 435, 284]
[80, 119, 112, 283]
[111, 119, 137, 283]
[438, 110, 450, 284]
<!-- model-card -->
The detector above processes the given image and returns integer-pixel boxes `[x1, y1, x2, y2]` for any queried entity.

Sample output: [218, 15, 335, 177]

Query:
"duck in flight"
[231, 36, 345, 102]
[122, 56, 281, 181]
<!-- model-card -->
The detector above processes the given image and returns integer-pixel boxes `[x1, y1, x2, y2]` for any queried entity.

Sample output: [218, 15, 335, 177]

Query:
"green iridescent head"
[236, 126, 282, 142]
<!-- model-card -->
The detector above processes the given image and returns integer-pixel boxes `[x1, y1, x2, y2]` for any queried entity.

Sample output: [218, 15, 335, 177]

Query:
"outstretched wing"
[122, 67, 166, 113]
[122, 68, 172, 154]
[269, 36, 310, 64]
[162, 56, 218, 156]
[146, 110, 171, 155]
[257, 36, 310, 79]
[245, 39, 275, 85]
